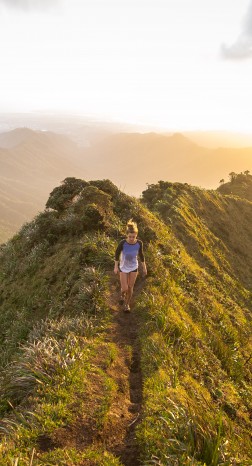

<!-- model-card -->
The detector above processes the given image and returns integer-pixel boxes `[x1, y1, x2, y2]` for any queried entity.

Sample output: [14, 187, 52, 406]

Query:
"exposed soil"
[36, 271, 145, 465]
[36, 433, 58, 452]
[104, 272, 145, 465]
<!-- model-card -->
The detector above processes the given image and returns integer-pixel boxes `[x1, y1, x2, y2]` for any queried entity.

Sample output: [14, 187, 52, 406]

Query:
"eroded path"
[104, 272, 145, 466]
[39, 272, 146, 465]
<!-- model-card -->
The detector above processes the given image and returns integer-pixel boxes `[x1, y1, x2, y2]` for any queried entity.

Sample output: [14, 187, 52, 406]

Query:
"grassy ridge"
[0, 178, 158, 464]
[217, 172, 252, 202]
[142, 180, 252, 288]
[0, 178, 251, 464]
[137, 181, 252, 464]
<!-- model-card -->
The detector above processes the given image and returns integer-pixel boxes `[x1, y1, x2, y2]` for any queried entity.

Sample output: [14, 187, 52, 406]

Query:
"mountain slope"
[142, 180, 252, 289]
[0, 178, 251, 465]
[83, 132, 205, 194]
[2, 128, 252, 243]
[185, 130, 252, 148]
[217, 171, 252, 201]
[0, 129, 86, 243]
[0, 127, 35, 148]
[83, 132, 252, 195]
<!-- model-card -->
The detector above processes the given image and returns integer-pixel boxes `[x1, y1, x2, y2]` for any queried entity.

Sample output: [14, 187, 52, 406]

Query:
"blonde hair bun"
[126, 218, 138, 234]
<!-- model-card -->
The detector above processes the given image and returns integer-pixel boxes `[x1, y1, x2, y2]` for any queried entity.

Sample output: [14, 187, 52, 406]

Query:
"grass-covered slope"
[136, 182, 252, 465]
[142, 180, 252, 289]
[0, 177, 158, 465]
[217, 171, 252, 202]
[0, 177, 251, 465]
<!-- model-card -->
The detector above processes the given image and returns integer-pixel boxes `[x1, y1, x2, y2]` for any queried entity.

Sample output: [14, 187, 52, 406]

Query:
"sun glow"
[0, 0, 252, 132]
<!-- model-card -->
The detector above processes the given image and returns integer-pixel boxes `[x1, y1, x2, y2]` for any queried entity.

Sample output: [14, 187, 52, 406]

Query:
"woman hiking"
[114, 219, 147, 312]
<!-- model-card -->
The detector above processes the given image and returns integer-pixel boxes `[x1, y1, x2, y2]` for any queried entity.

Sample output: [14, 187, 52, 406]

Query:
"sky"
[1, 0, 252, 132]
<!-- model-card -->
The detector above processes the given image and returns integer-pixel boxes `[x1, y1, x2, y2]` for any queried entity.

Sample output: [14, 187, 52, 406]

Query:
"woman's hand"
[114, 264, 119, 274]
[142, 263, 147, 276]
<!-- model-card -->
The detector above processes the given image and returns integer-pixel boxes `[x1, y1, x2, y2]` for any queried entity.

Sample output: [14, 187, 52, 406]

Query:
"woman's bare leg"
[125, 271, 138, 307]
[120, 272, 129, 303]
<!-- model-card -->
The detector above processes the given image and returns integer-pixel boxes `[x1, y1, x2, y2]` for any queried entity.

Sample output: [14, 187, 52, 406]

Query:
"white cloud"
[0, 0, 60, 11]
[222, 0, 252, 59]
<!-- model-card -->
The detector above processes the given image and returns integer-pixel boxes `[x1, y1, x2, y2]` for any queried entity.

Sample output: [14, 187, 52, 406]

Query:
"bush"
[46, 178, 89, 212]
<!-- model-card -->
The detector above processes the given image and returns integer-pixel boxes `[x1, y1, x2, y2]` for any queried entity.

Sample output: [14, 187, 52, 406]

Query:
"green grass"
[135, 270, 252, 464]
[0, 447, 122, 465]
[0, 177, 252, 465]
[135, 181, 252, 464]
[0, 330, 118, 460]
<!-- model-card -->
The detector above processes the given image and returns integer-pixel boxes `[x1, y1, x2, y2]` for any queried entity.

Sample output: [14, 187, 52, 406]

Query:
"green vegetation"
[218, 170, 252, 201]
[0, 177, 251, 465]
[138, 181, 252, 464]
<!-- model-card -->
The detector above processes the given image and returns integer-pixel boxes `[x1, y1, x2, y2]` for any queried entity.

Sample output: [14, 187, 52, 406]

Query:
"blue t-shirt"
[115, 239, 145, 272]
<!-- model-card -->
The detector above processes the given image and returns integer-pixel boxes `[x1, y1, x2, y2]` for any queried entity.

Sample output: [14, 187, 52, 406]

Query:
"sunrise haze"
[1, 3, 252, 463]
[1, 0, 252, 132]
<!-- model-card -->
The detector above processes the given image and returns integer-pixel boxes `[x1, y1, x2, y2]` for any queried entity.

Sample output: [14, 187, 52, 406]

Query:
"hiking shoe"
[124, 304, 130, 313]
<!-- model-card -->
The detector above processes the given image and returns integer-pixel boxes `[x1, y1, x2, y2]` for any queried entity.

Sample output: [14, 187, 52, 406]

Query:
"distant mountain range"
[0, 128, 85, 243]
[1, 126, 252, 243]
[83, 131, 252, 194]
[2, 112, 252, 148]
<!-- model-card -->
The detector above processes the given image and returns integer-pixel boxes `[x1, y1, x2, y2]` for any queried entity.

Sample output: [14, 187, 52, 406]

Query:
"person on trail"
[114, 219, 147, 312]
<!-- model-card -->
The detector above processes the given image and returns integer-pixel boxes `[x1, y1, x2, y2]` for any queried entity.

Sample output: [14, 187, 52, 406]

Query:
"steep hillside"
[142, 180, 252, 290]
[0, 128, 36, 148]
[83, 132, 252, 195]
[0, 129, 86, 243]
[0, 178, 251, 465]
[217, 171, 252, 201]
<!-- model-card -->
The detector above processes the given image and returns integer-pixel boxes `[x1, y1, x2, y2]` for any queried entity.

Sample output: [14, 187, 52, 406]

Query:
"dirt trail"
[38, 272, 146, 465]
[104, 272, 145, 466]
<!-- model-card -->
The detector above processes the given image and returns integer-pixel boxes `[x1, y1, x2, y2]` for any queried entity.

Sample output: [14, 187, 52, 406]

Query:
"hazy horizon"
[3, 111, 252, 154]
[1, 117, 252, 243]
[1, 1, 252, 132]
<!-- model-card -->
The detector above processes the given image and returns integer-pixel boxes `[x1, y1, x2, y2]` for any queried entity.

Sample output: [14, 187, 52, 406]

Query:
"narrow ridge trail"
[36, 272, 146, 464]
[104, 271, 146, 466]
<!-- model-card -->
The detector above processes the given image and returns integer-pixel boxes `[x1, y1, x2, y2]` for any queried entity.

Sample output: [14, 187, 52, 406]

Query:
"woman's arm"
[114, 241, 124, 274]
[114, 260, 119, 274]
[138, 240, 147, 275]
